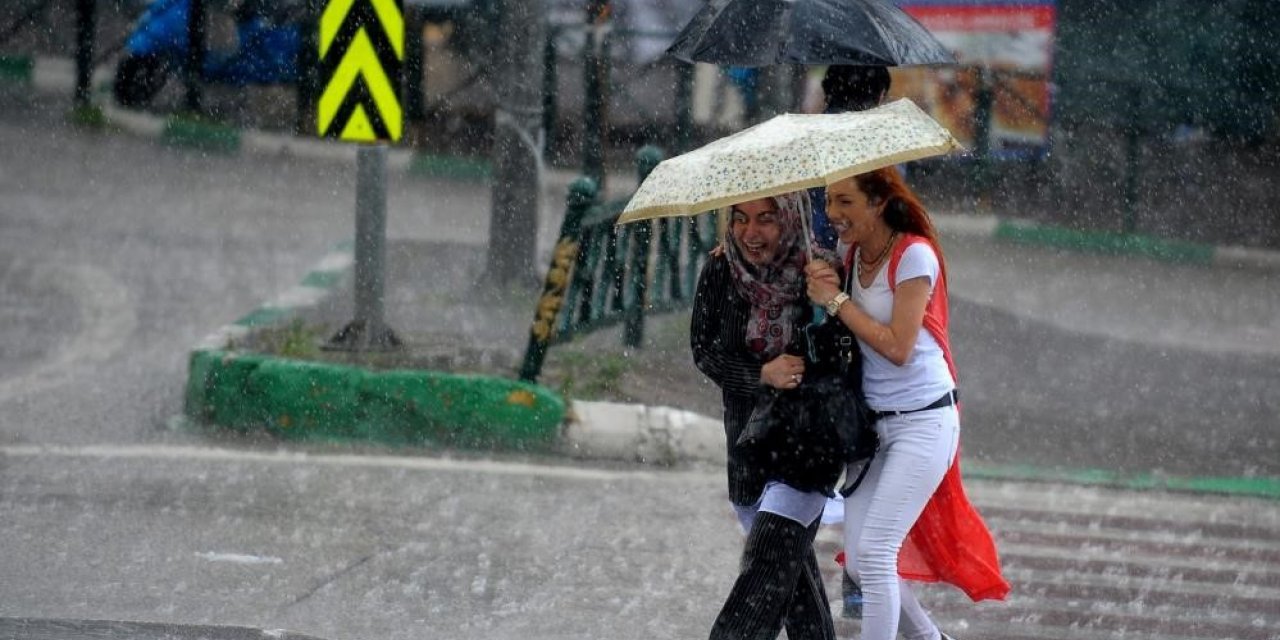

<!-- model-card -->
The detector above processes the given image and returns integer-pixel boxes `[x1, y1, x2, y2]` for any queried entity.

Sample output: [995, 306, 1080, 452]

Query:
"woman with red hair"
[805, 167, 1009, 640]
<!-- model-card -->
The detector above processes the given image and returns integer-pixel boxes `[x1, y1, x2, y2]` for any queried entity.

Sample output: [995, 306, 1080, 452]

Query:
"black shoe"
[940, 632, 958, 640]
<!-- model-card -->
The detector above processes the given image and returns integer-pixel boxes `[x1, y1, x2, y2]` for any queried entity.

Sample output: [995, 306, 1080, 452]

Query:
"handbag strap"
[839, 456, 875, 497]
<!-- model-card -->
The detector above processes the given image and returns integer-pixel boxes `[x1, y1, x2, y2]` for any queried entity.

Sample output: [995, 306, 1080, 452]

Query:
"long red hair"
[853, 167, 946, 278]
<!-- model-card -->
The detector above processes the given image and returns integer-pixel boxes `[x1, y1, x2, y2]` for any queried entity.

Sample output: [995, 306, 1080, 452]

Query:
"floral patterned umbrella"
[618, 98, 962, 225]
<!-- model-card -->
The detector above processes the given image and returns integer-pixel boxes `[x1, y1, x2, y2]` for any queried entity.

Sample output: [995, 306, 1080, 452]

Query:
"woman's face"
[826, 177, 886, 246]
[730, 198, 783, 266]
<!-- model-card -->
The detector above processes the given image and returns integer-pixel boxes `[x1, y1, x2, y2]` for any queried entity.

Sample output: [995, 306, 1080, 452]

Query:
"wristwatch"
[825, 292, 850, 316]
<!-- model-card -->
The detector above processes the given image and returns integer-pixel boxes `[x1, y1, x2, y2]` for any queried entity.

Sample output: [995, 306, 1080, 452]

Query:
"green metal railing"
[518, 145, 721, 383]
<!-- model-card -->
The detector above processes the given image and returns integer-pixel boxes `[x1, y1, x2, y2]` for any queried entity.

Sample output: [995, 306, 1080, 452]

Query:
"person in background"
[806, 167, 1010, 640]
[809, 65, 893, 251]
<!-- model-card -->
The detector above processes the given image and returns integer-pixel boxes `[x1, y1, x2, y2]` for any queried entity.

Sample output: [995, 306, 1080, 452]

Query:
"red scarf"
[845, 233, 1011, 602]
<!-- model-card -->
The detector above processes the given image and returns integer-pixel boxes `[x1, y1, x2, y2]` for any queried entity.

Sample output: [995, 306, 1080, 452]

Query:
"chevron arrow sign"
[317, 0, 404, 142]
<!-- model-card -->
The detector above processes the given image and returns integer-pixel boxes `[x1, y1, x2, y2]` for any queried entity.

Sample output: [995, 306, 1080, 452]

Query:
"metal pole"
[184, 0, 206, 113]
[581, 0, 608, 190]
[674, 62, 693, 153]
[623, 146, 662, 348]
[542, 26, 558, 152]
[1122, 84, 1142, 235]
[355, 145, 388, 335]
[74, 0, 94, 107]
[295, 0, 321, 135]
[328, 145, 402, 351]
[973, 65, 994, 208]
[405, 7, 426, 144]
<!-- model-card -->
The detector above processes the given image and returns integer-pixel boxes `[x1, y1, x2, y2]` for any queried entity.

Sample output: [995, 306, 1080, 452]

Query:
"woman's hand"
[761, 354, 805, 390]
[805, 261, 841, 307]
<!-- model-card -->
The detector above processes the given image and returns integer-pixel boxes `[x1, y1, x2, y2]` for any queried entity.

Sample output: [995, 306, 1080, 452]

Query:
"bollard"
[519, 177, 598, 382]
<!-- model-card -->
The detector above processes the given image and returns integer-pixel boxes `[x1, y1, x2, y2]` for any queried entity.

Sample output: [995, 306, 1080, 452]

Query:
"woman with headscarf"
[690, 190, 841, 640]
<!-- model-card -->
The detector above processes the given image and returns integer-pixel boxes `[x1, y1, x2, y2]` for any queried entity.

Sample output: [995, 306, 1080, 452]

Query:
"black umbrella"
[666, 0, 954, 67]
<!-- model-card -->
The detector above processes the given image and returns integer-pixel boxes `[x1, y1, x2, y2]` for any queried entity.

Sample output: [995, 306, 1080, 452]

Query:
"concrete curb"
[568, 399, 1280, 501]
[560, 400, 726, 466]
[183, 243, 566, 451]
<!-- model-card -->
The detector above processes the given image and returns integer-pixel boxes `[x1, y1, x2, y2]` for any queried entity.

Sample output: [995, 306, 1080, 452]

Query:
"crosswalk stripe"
[814, 485, 1280, 640]
[998, 566, 1280, 600]
[966, 482, 1280, 526]
[997, 551, 1280, 589]
[980, 505, 1280, 541]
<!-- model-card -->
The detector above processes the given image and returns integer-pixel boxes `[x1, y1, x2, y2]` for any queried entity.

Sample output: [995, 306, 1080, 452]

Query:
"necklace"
[857, 231, 897, 277]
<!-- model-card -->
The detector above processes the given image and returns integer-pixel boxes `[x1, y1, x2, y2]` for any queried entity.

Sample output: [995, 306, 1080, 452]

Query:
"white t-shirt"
[850, 242, 955, 411]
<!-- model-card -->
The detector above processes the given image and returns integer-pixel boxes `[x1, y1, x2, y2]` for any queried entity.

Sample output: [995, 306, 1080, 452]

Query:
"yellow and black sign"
[317, 0, 404, 142]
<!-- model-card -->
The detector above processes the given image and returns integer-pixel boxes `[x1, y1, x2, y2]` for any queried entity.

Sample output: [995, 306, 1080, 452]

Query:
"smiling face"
[729, 198, 783, 266]
[825, 177, 887, 246]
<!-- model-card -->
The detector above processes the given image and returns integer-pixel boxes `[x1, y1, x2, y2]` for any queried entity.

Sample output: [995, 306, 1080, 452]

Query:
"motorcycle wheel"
[113, 54, 169, 107]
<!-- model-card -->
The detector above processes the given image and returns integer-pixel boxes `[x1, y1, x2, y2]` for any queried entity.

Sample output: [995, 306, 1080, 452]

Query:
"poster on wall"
[891, 0, 1057, 159]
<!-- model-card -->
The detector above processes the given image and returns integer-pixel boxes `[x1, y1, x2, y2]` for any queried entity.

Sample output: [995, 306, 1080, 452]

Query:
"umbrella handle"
[799, 199, 815, 262]
[797, 204, 826, 328]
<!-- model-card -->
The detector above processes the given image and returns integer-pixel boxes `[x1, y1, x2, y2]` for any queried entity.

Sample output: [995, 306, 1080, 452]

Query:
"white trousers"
[843, 406, 959, 640]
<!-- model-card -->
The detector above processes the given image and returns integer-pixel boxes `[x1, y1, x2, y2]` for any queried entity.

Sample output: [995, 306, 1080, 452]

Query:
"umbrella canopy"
[618, 98, 961, 225]
[666, 0, 954, 67]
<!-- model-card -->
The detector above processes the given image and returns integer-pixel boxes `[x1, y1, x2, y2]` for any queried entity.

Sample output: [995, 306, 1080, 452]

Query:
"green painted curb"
[994, 219, 1214, 264]
[163, 115, 241, 154]
[0, 55, 33, 82]
[234, 306, 291, 328]
[184, 349, 566, 450]
[966, 462, 1280, 501]
[408, 153, 491, 181]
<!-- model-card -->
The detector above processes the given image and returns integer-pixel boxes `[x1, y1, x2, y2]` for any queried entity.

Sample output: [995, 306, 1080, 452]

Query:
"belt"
[871, 389, 958, 420]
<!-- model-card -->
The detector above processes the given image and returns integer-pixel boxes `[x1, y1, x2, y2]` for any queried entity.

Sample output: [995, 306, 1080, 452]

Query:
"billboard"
[891, 0, 1057, 159]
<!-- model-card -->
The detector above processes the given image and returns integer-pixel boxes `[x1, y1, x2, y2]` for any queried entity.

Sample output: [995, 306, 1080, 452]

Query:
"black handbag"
[737, 310, 879, 495]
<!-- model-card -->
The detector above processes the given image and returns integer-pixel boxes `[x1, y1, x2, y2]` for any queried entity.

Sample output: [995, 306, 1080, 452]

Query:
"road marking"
[195, 552, 284, 565]
[0, 443, 681, 483]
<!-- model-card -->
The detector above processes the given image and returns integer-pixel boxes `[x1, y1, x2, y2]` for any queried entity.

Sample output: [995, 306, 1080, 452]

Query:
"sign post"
[319, 0, 405, 351]
[74, 0, 94, 108]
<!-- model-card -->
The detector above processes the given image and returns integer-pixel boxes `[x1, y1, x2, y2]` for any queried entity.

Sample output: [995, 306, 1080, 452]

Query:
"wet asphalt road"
[2, 85, 1279, 640]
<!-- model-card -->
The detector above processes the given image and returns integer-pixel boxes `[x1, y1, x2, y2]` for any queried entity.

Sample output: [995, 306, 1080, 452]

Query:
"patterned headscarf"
[724, 191, 835, 360]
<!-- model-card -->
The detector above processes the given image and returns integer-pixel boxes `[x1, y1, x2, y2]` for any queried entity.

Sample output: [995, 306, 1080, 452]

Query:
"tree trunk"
[485, 0, 547, 285]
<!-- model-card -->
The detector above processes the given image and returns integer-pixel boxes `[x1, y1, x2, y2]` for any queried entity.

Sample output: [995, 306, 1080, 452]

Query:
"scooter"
[113, 0, 302, 107]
